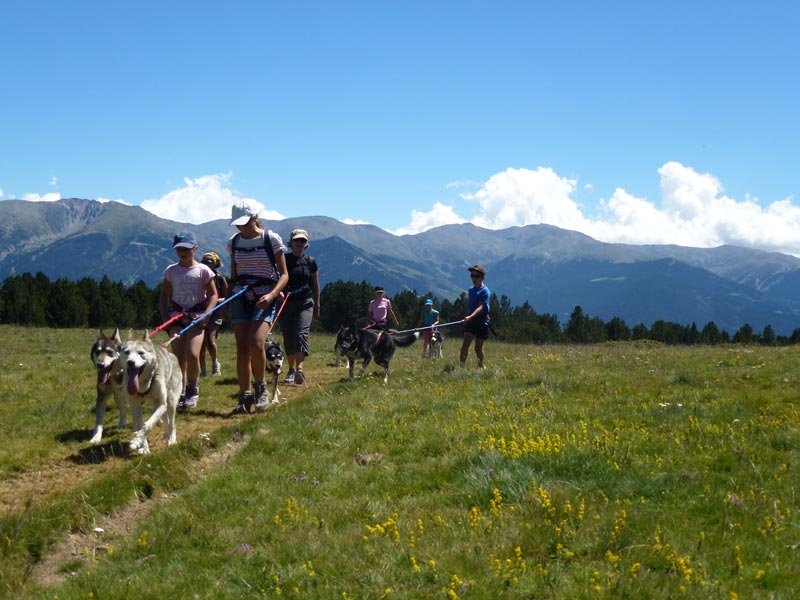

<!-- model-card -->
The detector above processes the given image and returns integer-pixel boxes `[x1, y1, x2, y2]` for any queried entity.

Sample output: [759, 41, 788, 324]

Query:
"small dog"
[337, 326, 419, 384]
[429, 329, 444, 359]
[89, 328, 127, 443]
[121, 332, 182, 454]
[261, 338, 285, 407]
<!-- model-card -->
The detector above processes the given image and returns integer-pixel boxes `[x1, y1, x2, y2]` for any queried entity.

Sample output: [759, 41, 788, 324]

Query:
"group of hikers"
[159, 203, 491, 413]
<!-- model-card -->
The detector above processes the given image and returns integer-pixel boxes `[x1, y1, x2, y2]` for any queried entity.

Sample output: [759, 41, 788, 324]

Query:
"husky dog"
[334, 325, 350, 368]
[429, 329, 444, 359]
[256, 338, 285, 410]
[89, 328, 127, 444]
[337, 326, 419, 384]
[121, 332, 182, 454]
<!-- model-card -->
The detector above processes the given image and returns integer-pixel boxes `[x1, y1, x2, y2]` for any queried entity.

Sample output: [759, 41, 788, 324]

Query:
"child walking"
[199, 251, 229, 377]
[160, 231, 218, 409]
[416, 298, 440, 358]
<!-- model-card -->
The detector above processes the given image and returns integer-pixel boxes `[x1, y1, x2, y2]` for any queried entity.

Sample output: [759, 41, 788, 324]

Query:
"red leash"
[147, 311, 186, 339]
[266, 292, 291, 335]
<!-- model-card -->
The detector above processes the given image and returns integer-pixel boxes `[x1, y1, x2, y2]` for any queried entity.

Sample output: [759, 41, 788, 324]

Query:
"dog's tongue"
[127, 366, 140, 395]
[97, 367, 111, 386]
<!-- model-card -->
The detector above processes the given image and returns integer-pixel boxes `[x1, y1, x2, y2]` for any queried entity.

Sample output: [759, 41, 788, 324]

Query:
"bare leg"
[460, 332, 475, 367]
[234, 322, 253, 393]
[474, 338, 486, 369]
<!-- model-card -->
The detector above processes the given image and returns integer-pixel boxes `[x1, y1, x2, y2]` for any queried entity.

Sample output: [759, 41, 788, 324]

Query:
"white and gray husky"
[89, 328, 127, 444]
[121, 332, 182, 454]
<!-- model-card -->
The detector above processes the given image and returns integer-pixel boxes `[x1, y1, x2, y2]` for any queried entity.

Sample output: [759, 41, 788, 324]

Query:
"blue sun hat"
[173, 231, 197, 249]
[425, 299, 434, 306]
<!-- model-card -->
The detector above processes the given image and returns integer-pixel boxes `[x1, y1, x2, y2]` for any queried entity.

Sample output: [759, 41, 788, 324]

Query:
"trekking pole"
[147, 311, 186, 339]
[161, 286, 249, 348]
[266, 291, 291, 336]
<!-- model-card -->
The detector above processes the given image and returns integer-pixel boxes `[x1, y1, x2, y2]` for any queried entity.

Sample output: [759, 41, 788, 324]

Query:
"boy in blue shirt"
[460, 264, 491, 370]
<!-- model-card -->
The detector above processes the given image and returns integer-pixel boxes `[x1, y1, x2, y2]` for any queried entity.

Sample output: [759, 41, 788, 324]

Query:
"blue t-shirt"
[421, 308, 439, 326]
[468, 284, 491, 325]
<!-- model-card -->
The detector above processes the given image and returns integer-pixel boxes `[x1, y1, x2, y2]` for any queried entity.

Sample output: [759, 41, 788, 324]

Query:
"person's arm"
[434, 311, 440, 325]
[464, 306, 483, 322]
[388, 304, 400, 327]
[159, 279, 172, 321]
[258, 250, 289, 308]
[229, 248, 237, 282]
[204, 277, 219, 313]
[218, 275, 229, 301]
[311, 269, 321, 319]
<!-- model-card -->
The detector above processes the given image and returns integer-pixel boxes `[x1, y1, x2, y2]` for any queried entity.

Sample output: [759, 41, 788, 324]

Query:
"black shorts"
[465, 320, 489, 340]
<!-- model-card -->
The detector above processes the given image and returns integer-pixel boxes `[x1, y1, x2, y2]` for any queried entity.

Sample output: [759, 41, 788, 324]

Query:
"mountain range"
[2, 198, 800, 334]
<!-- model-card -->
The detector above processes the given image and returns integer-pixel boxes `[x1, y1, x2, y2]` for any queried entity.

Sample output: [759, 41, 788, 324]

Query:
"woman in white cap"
[278, 228, 320, 385]
[227, 204, 289, 413]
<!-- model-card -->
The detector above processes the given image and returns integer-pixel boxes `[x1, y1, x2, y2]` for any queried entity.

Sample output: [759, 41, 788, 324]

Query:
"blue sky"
[2, 1, 799, 254]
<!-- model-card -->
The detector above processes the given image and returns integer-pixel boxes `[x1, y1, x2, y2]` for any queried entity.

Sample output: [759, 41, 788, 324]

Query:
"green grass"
[1, 326, 799, 598]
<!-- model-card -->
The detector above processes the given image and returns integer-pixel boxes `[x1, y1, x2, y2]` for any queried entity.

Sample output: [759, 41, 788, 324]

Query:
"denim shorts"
[231, 295, 276, 325]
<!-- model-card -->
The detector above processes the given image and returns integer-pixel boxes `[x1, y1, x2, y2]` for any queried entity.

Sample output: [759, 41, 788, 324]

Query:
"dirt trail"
[4, 368, 347, 589]
[32, 426, 248, 588]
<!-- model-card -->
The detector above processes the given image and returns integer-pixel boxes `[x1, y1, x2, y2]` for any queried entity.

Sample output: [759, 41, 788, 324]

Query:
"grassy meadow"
[1, 324, 799, 598]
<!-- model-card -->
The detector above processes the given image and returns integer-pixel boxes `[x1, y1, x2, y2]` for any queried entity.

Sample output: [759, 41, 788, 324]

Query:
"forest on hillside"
[1, 272, 797, 345]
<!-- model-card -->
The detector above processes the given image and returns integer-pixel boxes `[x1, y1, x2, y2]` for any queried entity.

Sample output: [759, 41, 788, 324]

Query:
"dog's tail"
[393, 331, 419, 347]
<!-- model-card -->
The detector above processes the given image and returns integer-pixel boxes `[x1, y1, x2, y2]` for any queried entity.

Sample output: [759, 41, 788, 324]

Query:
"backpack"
[231, 230, 280, 284]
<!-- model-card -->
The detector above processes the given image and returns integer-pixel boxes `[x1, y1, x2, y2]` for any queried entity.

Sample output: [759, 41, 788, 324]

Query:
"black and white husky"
[89, 328, 127, 444]
[121, 332, 182, 454]
[260, 338, 285, 408]
[334, 325, 349, 368]
[337, 326, 419, 384]
[429, 329, 444, 359]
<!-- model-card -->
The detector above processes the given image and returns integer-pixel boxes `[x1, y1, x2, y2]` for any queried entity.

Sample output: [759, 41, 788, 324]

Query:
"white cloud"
[396, 162, 800, 256]
[23, 192, 61, 202]
[446, 179, 479, 189]
[140, 173, 284, 224]
[0, 187, 4, 198]
[589, 162, 800, 255]
[342, 218, 371, 225]
[49, 176, 58, 186]
[463, 167, 589, 231]
[391, 202, 466, 235]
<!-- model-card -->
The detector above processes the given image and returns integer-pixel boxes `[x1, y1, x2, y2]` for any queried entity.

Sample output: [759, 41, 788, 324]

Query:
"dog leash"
[147, 311, 186, 339]
[393, 319, 465, 335]
[161, 286, 249, 348]
[266, 291, 291, 336]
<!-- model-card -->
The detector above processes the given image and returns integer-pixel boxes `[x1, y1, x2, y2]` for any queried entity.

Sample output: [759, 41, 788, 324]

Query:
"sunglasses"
[470, 273, 483, 279]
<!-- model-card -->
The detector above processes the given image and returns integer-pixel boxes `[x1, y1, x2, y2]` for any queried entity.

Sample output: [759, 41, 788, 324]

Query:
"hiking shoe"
[200, 367, 208, 377]
[232, 391, 254, 415]
[284, 369, 295, 384]
[254, 380, 270, 412]
[177, 392, 187, 410]
[212, 360, 221, 376]
[294, 368, 305, 385]
[183, 386, 199, 409]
